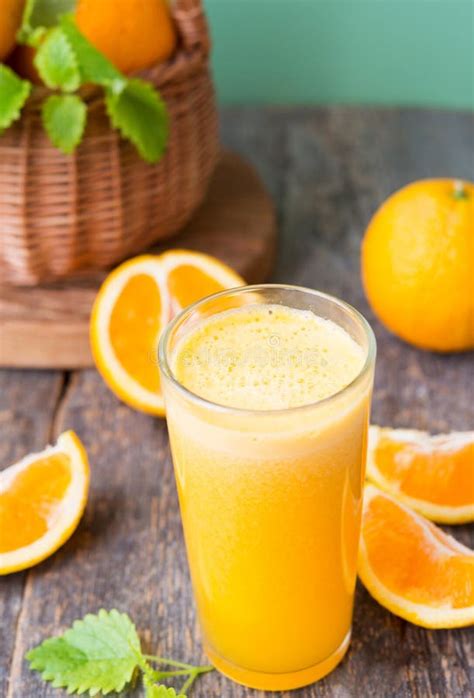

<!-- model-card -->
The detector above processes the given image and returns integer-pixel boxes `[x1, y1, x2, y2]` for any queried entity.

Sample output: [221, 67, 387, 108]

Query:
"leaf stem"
[180, 671, 198, 694]
[196, 665, 214, 675]
[151, 669, 191, 678]
[143, 654, 212, 672]
[180, 664, 214, 693]
[141, 653, 213, 694]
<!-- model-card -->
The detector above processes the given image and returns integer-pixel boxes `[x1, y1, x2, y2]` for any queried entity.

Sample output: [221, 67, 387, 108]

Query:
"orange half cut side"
[90, 255, 170, 415]
[90, 251, 246, 416]
[161, 249, 245, 314]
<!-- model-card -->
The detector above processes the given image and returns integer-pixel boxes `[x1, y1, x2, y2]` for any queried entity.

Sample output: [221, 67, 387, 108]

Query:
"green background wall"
[204, 0, 473, 109]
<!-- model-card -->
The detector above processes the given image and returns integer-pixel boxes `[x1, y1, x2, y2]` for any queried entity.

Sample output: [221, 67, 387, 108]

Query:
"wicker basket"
[0, 0, 219, 285]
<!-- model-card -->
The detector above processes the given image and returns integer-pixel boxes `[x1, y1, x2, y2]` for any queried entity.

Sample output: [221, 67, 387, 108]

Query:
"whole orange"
[361, 179, 473, 352]
[0, 0, 25, 61]
[75, 0, 177, 75]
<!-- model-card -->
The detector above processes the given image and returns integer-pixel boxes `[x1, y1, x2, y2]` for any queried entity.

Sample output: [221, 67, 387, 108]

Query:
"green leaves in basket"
[0, 65, 32, 132]
[19, 0, 77, 46]
[26, 608, 213, 696]
[106, 79, 169, 164]
[42, 94, 86, 153]
[60, 15, 125, 92]
[7, 7, 169, 162]
[35, 27, 81, 91]
[60, 15, 168, 162]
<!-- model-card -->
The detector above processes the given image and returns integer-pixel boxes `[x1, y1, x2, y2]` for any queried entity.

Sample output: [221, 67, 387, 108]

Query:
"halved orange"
[358, 484, 474, 629]
[90, 251, 245, 415]
[0, 431, 89, 575]
[91, 255, 170, 415]
[161, 249, 245, 314]
[367, 426, 474, 524]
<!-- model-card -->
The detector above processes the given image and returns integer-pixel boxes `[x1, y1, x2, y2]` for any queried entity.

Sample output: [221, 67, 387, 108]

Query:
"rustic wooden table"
[1, 107, 473, 698]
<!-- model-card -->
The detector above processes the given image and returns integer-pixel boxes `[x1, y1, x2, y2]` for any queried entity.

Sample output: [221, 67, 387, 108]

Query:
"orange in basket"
[76, 0, 177, 74]
[0, 0, 24, 61]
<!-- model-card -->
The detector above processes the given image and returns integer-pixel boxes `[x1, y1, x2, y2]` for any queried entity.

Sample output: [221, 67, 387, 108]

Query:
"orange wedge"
[0, 431, 89, 575]
[367, 426, 474, 524]
[358, 484, 474, 629]
[161, 249, 245, 313]
[90, 251, 245, 415]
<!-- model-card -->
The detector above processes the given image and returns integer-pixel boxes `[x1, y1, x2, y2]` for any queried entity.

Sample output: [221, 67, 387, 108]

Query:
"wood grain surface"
[0, 151, 276, 368]
[1, 107, 473, 698]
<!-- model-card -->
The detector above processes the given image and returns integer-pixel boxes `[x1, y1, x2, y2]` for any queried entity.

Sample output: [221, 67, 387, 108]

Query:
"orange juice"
[159, 286, 375, 690]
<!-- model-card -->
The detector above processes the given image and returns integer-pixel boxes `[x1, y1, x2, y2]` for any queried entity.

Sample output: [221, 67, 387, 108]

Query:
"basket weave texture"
[0, 0, 219, 285]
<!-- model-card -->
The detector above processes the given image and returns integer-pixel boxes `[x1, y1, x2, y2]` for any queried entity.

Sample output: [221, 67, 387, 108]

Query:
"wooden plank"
[3, 108, 473, 697]
[0, 152, 276, 369]
[0, 369, 64, 698]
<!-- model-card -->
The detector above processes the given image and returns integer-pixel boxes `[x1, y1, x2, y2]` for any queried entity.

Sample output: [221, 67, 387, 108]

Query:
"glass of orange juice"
[159, 285, 376, 691]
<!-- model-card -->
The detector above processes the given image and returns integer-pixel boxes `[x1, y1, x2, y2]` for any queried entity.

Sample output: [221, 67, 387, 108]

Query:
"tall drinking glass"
[159, 285, 376, 691]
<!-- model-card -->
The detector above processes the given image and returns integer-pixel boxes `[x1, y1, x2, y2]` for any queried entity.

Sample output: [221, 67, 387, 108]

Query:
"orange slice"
[91, 255, 169, 415]
[367, 426, 474, 524]
[358, 484, 474, 629]
[90, 251, 245, 415]
[0, 431, 89, 575]
[161, 249, 245, 314]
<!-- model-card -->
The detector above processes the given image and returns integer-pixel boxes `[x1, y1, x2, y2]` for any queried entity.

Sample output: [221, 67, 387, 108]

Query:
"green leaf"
[145, 681, 186, 698]
[42, 94, 86, 153]
[105, 78, 169, 163]
[19, 0, 76, 46]
[34, 27, 80, 91]
[0, 64, 32, 131]
[60, 15, 125, 92]
[27, 609, 142, 695]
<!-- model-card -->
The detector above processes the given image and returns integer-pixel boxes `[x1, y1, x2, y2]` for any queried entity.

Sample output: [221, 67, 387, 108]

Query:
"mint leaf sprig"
[26, 609, 213, 696]
[18, 0, 77, 47]
[0, 65, 31, 132]
[0, 1, 169, 162]
[42, 93, 86, 153]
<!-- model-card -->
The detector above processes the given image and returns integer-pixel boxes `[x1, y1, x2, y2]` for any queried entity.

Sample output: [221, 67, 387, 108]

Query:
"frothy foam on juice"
[172, 304, 365, 410]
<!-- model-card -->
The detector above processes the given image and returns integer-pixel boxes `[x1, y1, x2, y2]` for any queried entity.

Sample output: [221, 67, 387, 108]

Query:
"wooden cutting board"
[0, 152, 276, 368]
